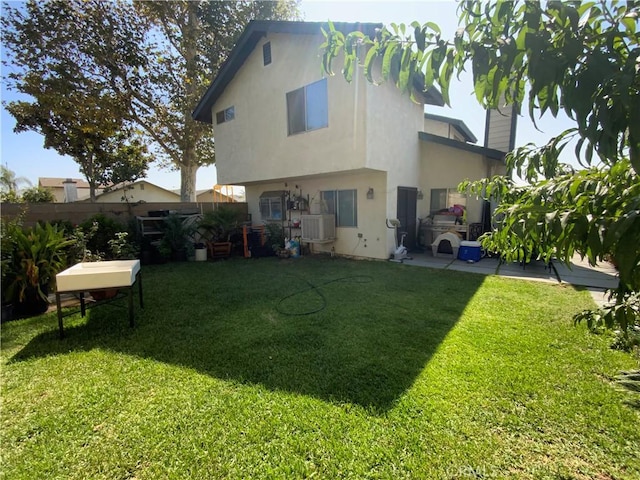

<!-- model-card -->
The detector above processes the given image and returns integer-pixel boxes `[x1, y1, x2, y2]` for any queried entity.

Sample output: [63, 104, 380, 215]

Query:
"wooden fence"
[0, 202, 249, 228]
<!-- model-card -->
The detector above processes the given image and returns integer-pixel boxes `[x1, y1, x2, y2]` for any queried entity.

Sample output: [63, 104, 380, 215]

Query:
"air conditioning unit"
[301, 214, 336, 241]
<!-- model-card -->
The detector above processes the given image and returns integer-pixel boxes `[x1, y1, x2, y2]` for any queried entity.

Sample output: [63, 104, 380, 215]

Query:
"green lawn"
[1, 257, 638, 479]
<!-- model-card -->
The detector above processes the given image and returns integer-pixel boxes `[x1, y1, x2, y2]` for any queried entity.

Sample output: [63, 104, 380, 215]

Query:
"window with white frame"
[259, 191, 284, 220]
[430, 188, 467, 213]
[321, 189, 357, 227]
[286, 78, 328, 135]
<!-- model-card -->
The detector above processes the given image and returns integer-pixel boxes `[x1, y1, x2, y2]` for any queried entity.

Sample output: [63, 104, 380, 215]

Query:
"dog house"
[431, 231, 462, 258]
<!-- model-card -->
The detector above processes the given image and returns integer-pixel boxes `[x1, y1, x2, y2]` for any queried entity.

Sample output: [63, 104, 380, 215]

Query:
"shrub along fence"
[0, 202, 249, 228]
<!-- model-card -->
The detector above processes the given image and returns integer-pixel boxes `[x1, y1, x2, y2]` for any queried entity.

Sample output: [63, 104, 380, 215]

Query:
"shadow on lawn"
[9, 259, 486, 412]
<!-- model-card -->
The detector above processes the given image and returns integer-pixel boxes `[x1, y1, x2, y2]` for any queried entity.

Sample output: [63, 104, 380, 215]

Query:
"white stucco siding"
[365, 79, 424, 250]
[245, 170, 390, 259]
[423, 118, 451, 139]
[418, 142, 505, 223]
[213, 33, 368, 185]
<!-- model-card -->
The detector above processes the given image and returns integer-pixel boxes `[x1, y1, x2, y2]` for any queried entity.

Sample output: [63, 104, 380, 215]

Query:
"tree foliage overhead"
[1, 0, 150, 202]
[321, 1, 640, 341]
[2, 0, 300, 202]
[121, 0, 300, 201]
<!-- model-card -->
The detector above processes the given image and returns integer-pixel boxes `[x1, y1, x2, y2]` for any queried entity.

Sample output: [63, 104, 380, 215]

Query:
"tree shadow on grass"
[8, 259, 486, 412]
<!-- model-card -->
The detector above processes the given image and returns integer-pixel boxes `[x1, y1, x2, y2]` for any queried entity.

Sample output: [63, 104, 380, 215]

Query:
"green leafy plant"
[68, 221, 104, 263]
[1, 216, 23, 303]
[320, 1, 640, 344]
[3, 222, 73, 314]
[20, 186, 55, 203]
[108, 232, 140, 260]
[198, 206, 243, 243]
[159, 214, 195, 261]
[265, 222, 285, 253]
[0, 190, 22, 203]
[79, 214, 126, 257]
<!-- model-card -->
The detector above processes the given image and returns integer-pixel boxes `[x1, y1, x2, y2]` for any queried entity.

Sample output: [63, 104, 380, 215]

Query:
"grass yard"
[1, 257, 638, 479]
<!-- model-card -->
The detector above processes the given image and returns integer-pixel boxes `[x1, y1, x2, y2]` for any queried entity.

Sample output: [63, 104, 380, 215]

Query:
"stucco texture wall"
[365, 78, 424, 252]
[213, 33, 368, 185]
[246, 170, 391, 259]
[418, 141, 505, 224]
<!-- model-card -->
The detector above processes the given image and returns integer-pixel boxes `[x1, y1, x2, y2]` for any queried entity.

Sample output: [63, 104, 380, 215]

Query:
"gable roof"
[193, 20, 444, 123]
[103, 180, 179, 197]
[38, 177, 91, 189]
[418, 131, 505, 161]
[424, 113, 478, 143]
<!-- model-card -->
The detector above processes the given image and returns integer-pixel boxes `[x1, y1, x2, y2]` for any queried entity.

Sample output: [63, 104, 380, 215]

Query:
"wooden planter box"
[208, 242, 232, 259]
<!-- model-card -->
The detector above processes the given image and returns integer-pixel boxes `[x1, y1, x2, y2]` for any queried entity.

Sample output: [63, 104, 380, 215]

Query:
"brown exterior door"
[396, 187, 418, 251]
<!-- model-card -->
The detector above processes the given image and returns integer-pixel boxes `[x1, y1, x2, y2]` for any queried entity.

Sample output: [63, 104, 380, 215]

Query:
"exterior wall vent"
[263, 42, 271, 66]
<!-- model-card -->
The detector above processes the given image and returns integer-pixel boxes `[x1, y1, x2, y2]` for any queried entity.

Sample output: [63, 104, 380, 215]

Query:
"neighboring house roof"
[418, 131, 505, 161]
[101, 180, 179, 198]
[38, 177, 91, 189]
[171, 188, 238, 202]
[424, 113, 478, 143]
[193, 20, 444, 123]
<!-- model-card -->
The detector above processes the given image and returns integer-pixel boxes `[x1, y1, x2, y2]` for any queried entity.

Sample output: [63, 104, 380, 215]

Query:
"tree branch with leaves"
[321, 0, 640, 344]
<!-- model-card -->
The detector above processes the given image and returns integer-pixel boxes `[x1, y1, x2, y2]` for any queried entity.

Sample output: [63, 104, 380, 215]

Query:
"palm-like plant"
[3, 222, 73, 314]
[0, 165, 31, 193]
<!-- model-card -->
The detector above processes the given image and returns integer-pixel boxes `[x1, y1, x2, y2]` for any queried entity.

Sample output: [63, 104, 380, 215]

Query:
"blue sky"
[1, 0, 574, 191]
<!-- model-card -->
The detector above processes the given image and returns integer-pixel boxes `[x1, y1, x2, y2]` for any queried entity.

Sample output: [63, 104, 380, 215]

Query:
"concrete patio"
[401, 251, 618, 306]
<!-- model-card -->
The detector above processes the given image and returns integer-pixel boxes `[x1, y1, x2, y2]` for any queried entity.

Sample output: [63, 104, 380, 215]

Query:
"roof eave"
[418, 131, 505, 161]
[193, 21, 383, 124]
[423, 113, 478, 143]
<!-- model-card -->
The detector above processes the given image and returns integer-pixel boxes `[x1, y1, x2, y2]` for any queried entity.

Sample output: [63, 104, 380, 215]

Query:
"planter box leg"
[56, 292, 64, 339]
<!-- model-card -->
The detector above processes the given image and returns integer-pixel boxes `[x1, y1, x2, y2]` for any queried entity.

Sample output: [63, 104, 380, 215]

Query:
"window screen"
[286, 79, 328, 135]
[321, 189, 357, 227]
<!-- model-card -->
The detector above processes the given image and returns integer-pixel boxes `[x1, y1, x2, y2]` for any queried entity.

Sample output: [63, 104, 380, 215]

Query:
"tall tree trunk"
[179, 3, 200, 203]
[180, 160, 198, 202]
[86, 151, 97, 203]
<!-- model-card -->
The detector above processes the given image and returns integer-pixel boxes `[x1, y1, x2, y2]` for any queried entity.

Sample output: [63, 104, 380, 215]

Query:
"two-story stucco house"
[193, 21, 509, 260]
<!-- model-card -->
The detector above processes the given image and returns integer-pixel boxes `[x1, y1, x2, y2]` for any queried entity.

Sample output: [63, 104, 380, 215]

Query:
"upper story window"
[263, 42, 271, 66]
[286, 78, 328, 135]
[216, 106, 235, 125]
[321, 189, 357, 227]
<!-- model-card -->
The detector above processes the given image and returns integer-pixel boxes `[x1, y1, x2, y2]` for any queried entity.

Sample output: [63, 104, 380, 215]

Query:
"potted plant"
[159, 214, 195, 262]
[3, 221, 73, 317]
[265, 222, 287, 258]
[198, 206, 242, 259]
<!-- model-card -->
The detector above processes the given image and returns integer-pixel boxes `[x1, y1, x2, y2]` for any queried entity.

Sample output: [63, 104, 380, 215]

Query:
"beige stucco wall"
[418, 141, 505, 224]
[213, 33, 368, 185]
[95, 182, 179, 203]
[365, 79, 425, 251]
[246, 170, 391, 259]
[423, 118, 465, 142]
[207, 29, 507, 260]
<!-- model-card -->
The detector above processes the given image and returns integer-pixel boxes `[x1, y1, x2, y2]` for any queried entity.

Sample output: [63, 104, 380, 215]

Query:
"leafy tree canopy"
[20, 186, 56, 203]
[321, 1, 639, 342]
[2, 0, 149, 202]
[2, 0, 300, 202]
